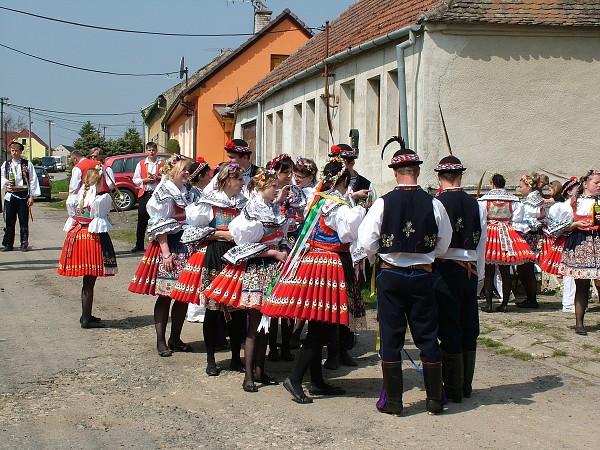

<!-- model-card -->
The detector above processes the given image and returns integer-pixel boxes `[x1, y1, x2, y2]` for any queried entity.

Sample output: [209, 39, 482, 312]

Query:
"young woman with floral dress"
[128, 155, 192, 357]
[204, 168, 290, 392]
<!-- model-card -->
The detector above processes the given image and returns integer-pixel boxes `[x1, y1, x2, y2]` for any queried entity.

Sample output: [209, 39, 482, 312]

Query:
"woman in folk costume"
[58, 166, 117, 328]
[559, 170, 600, 335]
[538, 180, 574, 276]
[128, 155, 192, 357]
[262, 159, 367, 404]
[478, 173, 535, 312]
[512, 172, 549, 309]
[185, 162, 247, 376]
[204, 168, 290, 392]
[170, 158, 213, 308]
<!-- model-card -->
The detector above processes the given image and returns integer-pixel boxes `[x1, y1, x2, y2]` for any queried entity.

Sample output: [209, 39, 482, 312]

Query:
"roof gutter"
[251, 24, 423, 105]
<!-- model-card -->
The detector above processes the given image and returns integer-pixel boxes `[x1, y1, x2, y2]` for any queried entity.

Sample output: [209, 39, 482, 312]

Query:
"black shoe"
[323, 355, 340, 370]
[229, 359, 246, 373]
[2, 246, 13, 252]
[256, 373, 279, 385]
[20, 244, 28, 252]
[242, 381, 258, 393]
[81, 320, 105, 329]
[480, 305, 494, 313]
[308, 382, 346, 396]
[340, 351, 358, 367]
[80, 315, 101, 324]
[130, 246, 144, 253]
[283, 378, 312, 404]
[168, 338, 193, 352]
[575, 326, 588, 336]
[495, 305, 508, 313]
[516, 300, 539, 309]
[157, 346, 173, 357]
[206, 363, 220, 376]
[280, 350, 295, 361]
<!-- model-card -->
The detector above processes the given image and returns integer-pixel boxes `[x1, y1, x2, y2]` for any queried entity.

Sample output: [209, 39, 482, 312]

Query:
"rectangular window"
[270, 54, 289, 71]
[265, 114, 273, 158]
[293, 103, 303, 155]
[318, 97, 329, 155]
[275, 110, 283, 158]
[340, 80, 355, 136]
[386, 70, 399, 138]
[367, 76, 381, 145]
[305, 99, 315, 159]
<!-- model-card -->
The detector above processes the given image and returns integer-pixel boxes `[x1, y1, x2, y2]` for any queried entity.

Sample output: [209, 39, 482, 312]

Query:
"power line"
[0, 6, 318, 36]
[0, 42, 178, 77]
[8, 103, 138, 116]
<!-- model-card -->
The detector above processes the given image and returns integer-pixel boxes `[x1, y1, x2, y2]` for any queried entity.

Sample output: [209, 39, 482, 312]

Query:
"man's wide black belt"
[380, 260, 432, 273]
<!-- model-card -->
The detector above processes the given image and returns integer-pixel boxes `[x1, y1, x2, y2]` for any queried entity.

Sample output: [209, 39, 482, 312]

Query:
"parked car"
[33, 166, 52, 201]
[39, 156, 57, 173]
[52, 155, 67, 171]
[103, 152, 171, 211]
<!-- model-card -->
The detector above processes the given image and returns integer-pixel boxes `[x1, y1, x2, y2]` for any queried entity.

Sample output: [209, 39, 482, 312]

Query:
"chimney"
[254, 8, 272, 34]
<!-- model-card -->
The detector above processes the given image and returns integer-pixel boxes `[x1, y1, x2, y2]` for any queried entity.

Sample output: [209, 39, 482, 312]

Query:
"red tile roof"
[424, 0, 600, 27]
[240, 0, 600, 106]
[6, 129, 49, 149]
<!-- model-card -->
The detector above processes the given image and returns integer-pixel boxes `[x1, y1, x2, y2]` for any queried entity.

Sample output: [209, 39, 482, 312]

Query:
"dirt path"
[1, 204, 599, 449]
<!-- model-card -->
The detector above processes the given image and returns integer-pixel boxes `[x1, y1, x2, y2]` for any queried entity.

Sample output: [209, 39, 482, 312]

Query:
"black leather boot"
[442, 352, 464, 403]
[423, 361, 443, 414]
[462, 351, 476, 398]
[378, 361, 403, 415]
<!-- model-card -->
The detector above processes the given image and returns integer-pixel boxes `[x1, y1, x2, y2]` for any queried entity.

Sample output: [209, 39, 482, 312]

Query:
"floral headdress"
[267, 153, 291, 170]
[580, 169, 600, 183]
[328, 144, 356, 159]
[224, 139, 252, 155]
[295, 157, 317, 174]
[190, 156, 208, 179]
[321, 157, 346, 186]
[162, 154, 183, 174]
[257, 168, 276, 182]
[227, 162, 241, 172]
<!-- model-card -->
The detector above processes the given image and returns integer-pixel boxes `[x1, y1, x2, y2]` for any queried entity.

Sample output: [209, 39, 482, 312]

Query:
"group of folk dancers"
[56, 136, 599, 414]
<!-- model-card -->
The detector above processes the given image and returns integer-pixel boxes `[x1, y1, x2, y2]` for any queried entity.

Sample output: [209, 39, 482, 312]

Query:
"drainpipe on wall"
[396, 29, 417, 147]
[256, 101, 263, 166]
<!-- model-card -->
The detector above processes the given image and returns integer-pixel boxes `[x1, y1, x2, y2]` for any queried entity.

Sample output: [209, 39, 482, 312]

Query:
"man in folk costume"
[358, 136, 452, 415]
[1, 141, 40, 251]
[204, 139, 259, 195]
[433, 154, 487, 403]
[68, 150, 98, 195]
[131, 142, 164, 252]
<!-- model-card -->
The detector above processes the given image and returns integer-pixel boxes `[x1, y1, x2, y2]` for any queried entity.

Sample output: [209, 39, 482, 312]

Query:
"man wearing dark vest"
[433, 155, 487, 403]
[358, 136, 452, 416]
[204, 139, 258, 196]
[1, 141, 40, 251]
[131, 142, 164, 252]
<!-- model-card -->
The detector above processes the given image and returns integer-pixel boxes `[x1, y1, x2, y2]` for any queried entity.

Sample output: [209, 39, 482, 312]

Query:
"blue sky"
[0, 0, 351, 147]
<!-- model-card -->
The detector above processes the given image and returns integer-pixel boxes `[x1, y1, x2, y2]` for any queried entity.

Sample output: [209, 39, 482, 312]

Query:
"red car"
[104, 152, 171, 211]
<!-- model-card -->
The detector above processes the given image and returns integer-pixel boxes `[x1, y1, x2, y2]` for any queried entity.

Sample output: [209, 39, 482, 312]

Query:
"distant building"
[6, 129, 49, 160]
[235, 0, 600, 192]
[53, 144, 76, 158]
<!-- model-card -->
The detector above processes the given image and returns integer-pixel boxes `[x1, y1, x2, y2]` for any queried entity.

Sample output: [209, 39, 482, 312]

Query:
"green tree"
[166, 139, 180, 154]
[73, 121, 108, 154]
[111, 127, 144, 155]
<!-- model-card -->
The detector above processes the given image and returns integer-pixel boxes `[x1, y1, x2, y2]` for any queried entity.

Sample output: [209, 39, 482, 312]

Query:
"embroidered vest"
[138, 159, 165, 198]
[4, 159, 29, 190]
[260, 223, 284, 245]
[75, 159, 99, 189]
[486, 200, 513, 222]
[379, 187, 439, 254]
[209, 206, 239, 230]
[307, 215, 350, 252]
[74, 205, 92, 225]
[436, 189, 481, 250]
[173, 205, 186, 225]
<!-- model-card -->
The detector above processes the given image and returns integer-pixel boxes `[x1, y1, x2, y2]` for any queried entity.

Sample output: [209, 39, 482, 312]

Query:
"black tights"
[269, 318, 293, 354]
[517, 262, 537, 303]
[81, 275, 97, 321]
[574, 279, 592, 329]
[244, 310, 268, 385]
[484, 264, 511, 308]
[290, 321, 334, 385]
[154, 296, 188, 353]
[203, 309, 244, 367]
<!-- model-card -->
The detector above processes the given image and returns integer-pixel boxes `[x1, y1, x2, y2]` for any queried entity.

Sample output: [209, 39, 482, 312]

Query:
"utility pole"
[48, 120, 54, 155]
[28, 107, 33, 161]
[0, 97, 8, 162]
[103, 126, 107, 139]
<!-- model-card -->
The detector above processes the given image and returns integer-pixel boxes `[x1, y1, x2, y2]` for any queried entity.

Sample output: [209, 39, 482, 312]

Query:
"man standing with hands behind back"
[131, 142, 164, 252]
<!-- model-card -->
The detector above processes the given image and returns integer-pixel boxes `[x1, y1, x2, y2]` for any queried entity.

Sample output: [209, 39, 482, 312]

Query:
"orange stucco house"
[162, 8, 312, 166]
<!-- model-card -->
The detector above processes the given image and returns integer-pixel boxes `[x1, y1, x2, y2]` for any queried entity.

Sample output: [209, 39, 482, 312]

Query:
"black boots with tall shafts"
[462, 351, 476, 398]
[442, 352, 464, 403]
[423, 361, 444, 414]
[378, 361, 404, 415]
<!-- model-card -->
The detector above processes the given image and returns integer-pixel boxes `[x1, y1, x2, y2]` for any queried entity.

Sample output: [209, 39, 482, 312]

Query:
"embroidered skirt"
[170, 243, 208, 304]
[538, 234, 566, 275]
[198, 240, 234, 310]
[484, 222, 535, 265]
[128, 231, 190, 296]
[559, 229, 600, 279]
[58, 225, 117, 277]
[261, 249, 366, 329]
[204, 257, 279, 310]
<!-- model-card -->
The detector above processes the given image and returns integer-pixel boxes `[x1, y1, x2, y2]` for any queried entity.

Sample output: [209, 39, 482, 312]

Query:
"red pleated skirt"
[260, 250, 349, 325]
[128, 241, 161, 295]
[203, 262, 247, 308]
[57, 227, 116, 277]
[538, 234, 566, 275]
[485, 222, 535, 265]
[170, 243, 208, 304]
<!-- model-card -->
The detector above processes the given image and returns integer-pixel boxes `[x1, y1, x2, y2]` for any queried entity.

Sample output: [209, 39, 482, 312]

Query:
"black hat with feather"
[381, 136, 422, 168]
